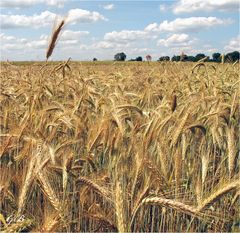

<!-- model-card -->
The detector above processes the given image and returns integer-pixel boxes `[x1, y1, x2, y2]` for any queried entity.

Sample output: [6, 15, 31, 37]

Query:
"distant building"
[146, 55, 152, 61]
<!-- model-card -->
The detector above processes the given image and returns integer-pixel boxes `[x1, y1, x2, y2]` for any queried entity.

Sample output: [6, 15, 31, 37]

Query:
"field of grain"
[0, 61, 239, 232]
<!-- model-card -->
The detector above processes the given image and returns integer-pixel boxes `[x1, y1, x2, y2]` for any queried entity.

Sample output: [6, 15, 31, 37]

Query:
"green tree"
[158, 56, 170, 61]
[195, 53, 206, 61]
[171, 55, 181, 62]
[212, 53, 221, 62]
[136, 56, 143, 61]
[114, 52, 127, 61]
[186, 56, 196, 62]
[226, 51, 240, 62]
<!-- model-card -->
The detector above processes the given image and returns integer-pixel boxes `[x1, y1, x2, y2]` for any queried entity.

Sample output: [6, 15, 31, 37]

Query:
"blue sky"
[0, 0, 239, 61]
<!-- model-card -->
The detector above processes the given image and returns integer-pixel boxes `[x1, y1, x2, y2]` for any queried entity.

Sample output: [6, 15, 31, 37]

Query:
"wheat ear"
[76, 176, 112, 202]
[3, 219, 33, 233]
[115, 180, 127, 233]
[197, 180, 239, 211]
[227, 126, 236, 178]
[133, 196, 202, 220]
[17, 141, 43, 216]
[46, 20, 65, 60]
[171, 107, 190, 146]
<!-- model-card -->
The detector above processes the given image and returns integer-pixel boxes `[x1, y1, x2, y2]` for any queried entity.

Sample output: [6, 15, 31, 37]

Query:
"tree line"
[169, 51, 239, 62]
[107, 51, 239, 62]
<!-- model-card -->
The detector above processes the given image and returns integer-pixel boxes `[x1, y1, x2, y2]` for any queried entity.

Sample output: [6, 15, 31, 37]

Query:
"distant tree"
[128, 57, 142, 61]
[146, 55, 152, 61]
[232, 51, 240, 61]
[181, 54, 188, 61]
[195, 53, 206, 61]
[226, 51, 240, 62]
[212, 53, 221, 62]
[93, 58, 98, 61]
[158, 56, 170, 61]
[136, 56, 143, 61]
[154, 51, 238, 63]
[165, 56, 170, 61]
[114, 52, 127, 61]
[186, 56, 196, 62]
[136, 56, 142, 61]
[171, 55, 181, 62]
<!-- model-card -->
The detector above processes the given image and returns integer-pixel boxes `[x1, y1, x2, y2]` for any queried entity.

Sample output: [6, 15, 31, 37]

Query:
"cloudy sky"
[0, 0, 239, 61]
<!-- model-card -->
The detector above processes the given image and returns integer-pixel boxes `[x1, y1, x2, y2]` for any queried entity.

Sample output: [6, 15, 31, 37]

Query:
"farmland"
[0, 61, 239, 232]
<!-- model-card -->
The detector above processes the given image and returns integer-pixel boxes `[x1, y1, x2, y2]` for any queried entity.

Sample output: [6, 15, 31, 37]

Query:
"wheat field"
[0, 60, 239, 232]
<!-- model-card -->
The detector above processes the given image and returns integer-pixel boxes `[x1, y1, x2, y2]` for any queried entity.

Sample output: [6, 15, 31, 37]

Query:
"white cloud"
[173, 0, 239, 14]
[0, 9, 106, 29]
[59, 40, 79, 45]
[28, 36, 83, 49]
[104, 30, 153, 43]
[157, 33, 196, 47]
[0, 0, 66, 8]
[89, 29, 155, 57]
[61, 30, 89, 40]
[57, 30, 89, 46]
[27, 30, 89, 50]
[92, 41, 116, 49]
[0, 11, 56, 28]
[47, 0, 66, 8]
[1, 30, 89, 52]
[131, 47, 149, 53]
[184, 47, 218, 55]
[145, 17, 233, 33]
[79, 44, 88, 50]
[0, 33, 28, 50]
[66, 9, 107, 24]
[0, 33, 16, 42]
[206, 48, 218, 53]
[103, 4, 114, 10]
[224, 35, 240, 52]
[28, 39, 47, 49]
[159, 4, 167, 11]
[1, 33, 47, 50]
[2, 43, 25, 50]
[144, 23, 159, 32]
[91, 41, 131, 49]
